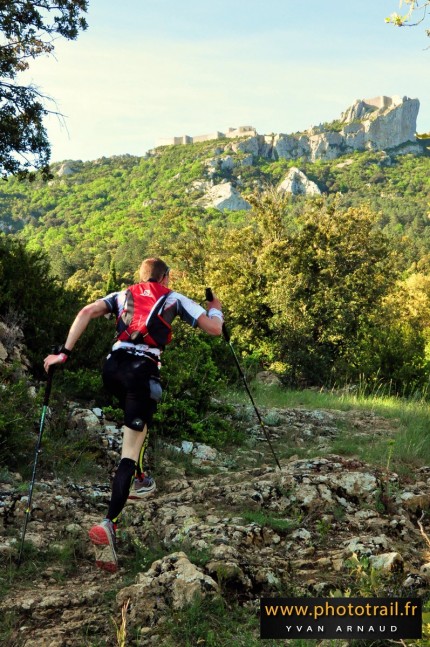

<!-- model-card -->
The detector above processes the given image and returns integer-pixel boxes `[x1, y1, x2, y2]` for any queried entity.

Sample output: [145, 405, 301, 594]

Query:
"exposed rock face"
[0, 321, 30, 372]
[274, 95, 420, 162]
[278, 167, 321, 196]
[56, 162, 76, 177]
[117, 552, 219, 627]
[341, 95, 419, 150]
[207, 96, 422, 167]
[200, 182, 251, 212]
[155, 97, 419, 161]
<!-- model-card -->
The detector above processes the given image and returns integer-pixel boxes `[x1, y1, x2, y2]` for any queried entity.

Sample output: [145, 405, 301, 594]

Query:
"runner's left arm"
[197, 294, 223, 335]
[167, 291, 223, 336]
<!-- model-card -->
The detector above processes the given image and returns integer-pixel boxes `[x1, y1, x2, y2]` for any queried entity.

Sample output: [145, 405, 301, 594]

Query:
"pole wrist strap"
[59, 345, 72, 362]
[208, 307, 223, 321]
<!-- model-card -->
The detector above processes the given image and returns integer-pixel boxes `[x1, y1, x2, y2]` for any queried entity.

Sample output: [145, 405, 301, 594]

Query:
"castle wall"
[225, 126, 257, 138]
[156, 127, 257, 148]
[193, 132, 224, 143]
[364, 95, 403, 110]
[155, 135, 192, 147]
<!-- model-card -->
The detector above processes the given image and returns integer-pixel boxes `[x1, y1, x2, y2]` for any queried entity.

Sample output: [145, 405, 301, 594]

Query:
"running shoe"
[88, 518, 118, 573]
[128, 474, 156, 500]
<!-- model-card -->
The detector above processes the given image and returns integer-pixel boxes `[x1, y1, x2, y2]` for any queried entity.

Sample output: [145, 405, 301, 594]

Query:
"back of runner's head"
[139, 258, 170, 283]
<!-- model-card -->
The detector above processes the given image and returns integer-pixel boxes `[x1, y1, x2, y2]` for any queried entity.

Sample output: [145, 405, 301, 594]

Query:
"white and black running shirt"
[101, 289, 206, 355]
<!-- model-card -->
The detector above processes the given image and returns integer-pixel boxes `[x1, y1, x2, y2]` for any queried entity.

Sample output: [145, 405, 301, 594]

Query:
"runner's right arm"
[43, 300, 110, 372]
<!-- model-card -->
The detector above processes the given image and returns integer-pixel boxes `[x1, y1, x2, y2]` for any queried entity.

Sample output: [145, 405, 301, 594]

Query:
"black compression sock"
[107, 457, 136, 522]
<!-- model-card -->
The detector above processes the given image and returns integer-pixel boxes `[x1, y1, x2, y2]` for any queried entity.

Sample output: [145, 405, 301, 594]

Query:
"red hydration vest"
[116, 282, 172, 348]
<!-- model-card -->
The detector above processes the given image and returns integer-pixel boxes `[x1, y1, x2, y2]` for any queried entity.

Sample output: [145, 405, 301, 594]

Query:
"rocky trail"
[1, 403, 430, 646]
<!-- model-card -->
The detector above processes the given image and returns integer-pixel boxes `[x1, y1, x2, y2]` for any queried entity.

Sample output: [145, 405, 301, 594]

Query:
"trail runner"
[44, 257, 223, 572]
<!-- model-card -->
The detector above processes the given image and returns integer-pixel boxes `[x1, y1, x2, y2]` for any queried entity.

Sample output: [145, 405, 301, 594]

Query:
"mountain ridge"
[152, 95, 423, 162]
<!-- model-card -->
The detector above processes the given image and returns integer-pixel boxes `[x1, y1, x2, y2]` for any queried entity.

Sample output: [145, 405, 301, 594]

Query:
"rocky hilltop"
[270, 95, 421, 162]
[155, 95, 422, 163]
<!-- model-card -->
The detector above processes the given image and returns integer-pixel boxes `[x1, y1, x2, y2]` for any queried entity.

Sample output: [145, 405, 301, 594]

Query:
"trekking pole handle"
[205, 287, 230, 342]
[43, 345, 60, 405]
[43, 365, 55, 406]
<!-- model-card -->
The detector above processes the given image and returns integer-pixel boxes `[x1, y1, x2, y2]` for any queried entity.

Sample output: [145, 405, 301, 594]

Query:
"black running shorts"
[102, 349, 160, 430]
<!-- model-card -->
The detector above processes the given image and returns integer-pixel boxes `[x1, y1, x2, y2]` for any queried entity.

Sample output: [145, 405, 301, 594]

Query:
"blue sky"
[21, 0, 430, 162]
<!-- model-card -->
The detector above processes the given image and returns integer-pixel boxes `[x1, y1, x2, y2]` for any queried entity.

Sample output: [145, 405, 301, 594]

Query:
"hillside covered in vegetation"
[0, 128, 430, 391]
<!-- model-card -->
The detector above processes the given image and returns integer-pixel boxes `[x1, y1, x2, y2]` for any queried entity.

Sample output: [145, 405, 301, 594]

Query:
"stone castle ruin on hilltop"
[155, 126, 257, 147]
[154, 95, 423, 161]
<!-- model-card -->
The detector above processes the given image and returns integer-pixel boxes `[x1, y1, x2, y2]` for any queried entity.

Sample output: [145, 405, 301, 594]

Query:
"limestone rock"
[56, 162, 76, 177]
[274, 95, 421, 163]
[0, 321, 29, 370]
[340, 98, 379, 123]
[220, 155, 235, 172]
[364, 96, 419, 150]
[192, 443, 218, 461]
[232, 135, 260, 156]
[0, 340, 7, 361]
[3, 398, 430, 644]
[420, 562, 430, 580]
[200, 182, 251, 212]
[370, 551, 404, 572]
[308, 132, 344, 161]
[273, 134, 310, 160]
[158, 95, 421, 169]
[181, 440, 194, 454]
[68, 407, 101, 433]
[116, 552, 218, 626]
[278, 167, 321, 196]
[255, 371, 282, 386]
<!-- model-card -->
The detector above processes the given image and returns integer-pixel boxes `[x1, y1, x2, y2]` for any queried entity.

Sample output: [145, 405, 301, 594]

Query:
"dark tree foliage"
[0, 234, 81, 371]
[0, 0, 88, 179]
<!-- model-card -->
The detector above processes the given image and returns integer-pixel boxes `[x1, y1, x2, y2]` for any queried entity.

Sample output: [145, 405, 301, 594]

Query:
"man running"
[44, 257, 223, 572]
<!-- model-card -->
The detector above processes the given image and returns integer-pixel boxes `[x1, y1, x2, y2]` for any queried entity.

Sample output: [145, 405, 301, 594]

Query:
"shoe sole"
[88, 525, 118, 573]
[128, 484, 156, 500]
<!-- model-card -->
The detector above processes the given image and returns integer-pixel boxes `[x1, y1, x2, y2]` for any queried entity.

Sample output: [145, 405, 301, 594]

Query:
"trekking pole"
[17, 364, 55, 566]
[206, 288, 281, 470]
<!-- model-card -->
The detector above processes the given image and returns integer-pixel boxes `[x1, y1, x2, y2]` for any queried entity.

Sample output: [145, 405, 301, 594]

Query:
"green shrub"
[56, 367, 104, 400]
[0, 364, 39, 470]
[153, 326, 233, 447]
[0, 235, 82, 372]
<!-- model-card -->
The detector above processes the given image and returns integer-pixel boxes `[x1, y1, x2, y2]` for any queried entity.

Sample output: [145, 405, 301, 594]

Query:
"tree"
[0, 1, 88, 179]
[0, 234, 82, 368]
[386, 0, 430, 37]
[249, 196, 397, 386]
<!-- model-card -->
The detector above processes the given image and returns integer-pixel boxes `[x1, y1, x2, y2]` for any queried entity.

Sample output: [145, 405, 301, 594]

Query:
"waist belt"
[111, 341, 161, 360]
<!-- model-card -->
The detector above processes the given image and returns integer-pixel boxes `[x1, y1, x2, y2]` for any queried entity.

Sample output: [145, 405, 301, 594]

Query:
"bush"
[0, 364, 39, 470]
[153, 326, 233, 447]
[55, 367, 104, 401]
[0, 235, 82, 374]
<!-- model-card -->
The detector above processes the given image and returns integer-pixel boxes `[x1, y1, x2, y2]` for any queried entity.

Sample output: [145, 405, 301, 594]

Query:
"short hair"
[139, 258, 169, 282]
